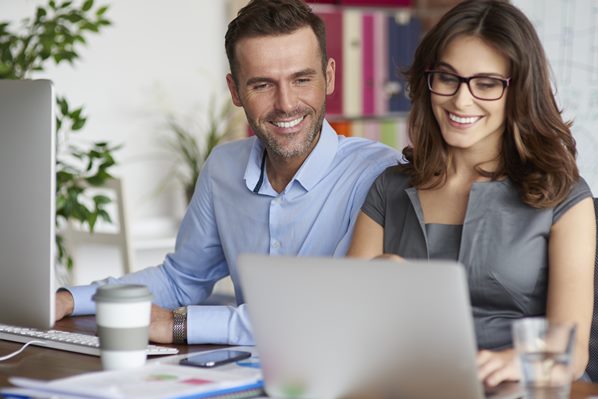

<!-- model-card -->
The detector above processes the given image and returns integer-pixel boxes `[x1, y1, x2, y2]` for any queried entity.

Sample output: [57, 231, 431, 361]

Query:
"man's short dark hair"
[225, 0, 327, 84]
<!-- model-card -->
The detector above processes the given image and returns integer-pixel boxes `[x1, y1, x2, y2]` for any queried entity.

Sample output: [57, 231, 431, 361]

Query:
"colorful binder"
[387, 11, 421, 112]
[380, 119, 399, 148]
[318, 9, 344, 116]
[330, 119, 352, 137]
[342, 9, 362, 117]
[363, 119, 381, 142]
[362, 12, 375, 116]
[374, 11, 389, 115]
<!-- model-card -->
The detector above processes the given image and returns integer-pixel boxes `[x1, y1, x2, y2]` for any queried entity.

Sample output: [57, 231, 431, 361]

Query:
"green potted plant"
[0, 0, 119, 270]
[161, 94, 243, 204]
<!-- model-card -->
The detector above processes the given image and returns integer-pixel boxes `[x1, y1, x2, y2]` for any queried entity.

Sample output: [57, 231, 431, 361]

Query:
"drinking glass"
[512, 318, 576, 399]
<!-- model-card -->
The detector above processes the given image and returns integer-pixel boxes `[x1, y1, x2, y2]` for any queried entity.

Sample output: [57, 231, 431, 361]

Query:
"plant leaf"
[96, 5, 109, 16]
[71, 117, 86, 131]
[82, 0, 94, 12]
[93, 194, 111, 205]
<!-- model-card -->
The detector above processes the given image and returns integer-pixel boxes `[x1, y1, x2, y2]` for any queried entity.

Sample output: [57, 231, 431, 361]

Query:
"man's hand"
[55, 290, 74, 321]
[477, 348, 520, 387]
[149, 304, 175, 344]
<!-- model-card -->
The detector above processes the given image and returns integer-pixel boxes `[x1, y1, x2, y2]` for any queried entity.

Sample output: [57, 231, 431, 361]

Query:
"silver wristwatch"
[172, 306, 188, 344]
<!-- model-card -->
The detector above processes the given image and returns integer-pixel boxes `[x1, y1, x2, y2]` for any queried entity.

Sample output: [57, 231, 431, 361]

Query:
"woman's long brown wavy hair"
[401, 0, 579, 208]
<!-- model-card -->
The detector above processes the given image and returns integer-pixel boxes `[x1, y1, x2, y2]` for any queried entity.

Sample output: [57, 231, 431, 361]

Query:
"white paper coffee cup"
[92, 284, 153, 371]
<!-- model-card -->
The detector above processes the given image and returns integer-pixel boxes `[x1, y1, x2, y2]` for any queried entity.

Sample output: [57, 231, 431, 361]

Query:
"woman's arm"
[347, 211, 385, 258]
[478, 197, 596, 387]
[547, 196, 595, 377]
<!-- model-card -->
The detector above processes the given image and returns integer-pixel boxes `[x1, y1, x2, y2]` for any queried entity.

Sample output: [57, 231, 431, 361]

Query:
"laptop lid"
[0, 79, 55, 329]
[238, 254, 486, 399]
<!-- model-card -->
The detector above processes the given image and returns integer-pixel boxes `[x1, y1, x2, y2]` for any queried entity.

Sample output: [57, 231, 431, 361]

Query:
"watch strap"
[172, 307, 188, 344]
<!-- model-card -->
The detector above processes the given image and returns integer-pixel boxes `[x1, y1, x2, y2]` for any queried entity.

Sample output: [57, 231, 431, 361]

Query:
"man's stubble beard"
[246, 101, 327, 160]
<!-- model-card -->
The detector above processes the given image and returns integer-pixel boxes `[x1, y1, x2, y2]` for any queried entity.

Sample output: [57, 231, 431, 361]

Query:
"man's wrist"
[57, 289, 75, 316]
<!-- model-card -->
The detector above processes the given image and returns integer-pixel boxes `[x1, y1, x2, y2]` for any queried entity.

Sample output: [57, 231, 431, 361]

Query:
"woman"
[348, 0, 596, 388]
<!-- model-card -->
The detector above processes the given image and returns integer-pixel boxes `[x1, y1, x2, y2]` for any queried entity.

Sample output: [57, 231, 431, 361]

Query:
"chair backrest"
[63, 177, 133, 284]
[585, 197, 598, 381]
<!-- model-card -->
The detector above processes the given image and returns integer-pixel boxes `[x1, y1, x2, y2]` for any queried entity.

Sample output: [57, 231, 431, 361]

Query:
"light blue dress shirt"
[66, 120, 400, 345]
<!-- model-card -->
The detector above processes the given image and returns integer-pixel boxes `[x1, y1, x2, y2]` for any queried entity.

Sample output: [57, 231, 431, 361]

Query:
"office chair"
[586, 197, 598, 381]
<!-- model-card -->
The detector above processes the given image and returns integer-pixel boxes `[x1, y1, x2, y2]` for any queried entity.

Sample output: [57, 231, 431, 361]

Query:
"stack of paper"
[3, 360, 263, 399]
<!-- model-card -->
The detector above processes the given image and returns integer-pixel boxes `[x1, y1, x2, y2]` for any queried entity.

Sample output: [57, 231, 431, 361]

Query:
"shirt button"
[272, 197, 281, 205]
[272, 240, 281, 249]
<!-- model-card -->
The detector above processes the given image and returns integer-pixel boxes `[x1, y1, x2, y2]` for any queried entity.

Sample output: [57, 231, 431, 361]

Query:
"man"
[55, 0, 400, 345]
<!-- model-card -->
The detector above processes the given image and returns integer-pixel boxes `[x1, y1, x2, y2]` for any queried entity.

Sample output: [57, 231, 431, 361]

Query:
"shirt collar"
[292, 119, 338, 191]
[243, 119, 338, 194]
[243, 136, 266, 193]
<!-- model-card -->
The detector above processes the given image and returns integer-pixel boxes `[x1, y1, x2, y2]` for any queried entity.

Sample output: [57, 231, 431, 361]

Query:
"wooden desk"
[0, 316, 223, 387]
[2, 317, 598, 398]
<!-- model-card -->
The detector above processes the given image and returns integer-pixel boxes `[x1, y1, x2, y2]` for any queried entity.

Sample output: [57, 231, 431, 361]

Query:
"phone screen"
[179, 350, 252, 368]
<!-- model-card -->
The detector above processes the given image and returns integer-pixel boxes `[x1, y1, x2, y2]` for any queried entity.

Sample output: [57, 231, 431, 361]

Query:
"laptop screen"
[0, 79, 56, 329]
[238, 254, 486, 399]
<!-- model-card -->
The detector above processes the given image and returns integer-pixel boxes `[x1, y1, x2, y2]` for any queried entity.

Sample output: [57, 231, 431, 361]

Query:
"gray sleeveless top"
[362, 166, 592, 350]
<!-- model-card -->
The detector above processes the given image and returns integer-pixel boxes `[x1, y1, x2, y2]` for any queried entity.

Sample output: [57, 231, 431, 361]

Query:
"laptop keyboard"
[0, 324, 178, 356]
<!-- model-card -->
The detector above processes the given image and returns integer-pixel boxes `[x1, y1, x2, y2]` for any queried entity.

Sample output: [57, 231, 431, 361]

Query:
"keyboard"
[0, 324, 179, 356]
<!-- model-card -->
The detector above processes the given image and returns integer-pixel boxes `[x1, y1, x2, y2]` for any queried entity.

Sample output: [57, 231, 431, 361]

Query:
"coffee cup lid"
[92, 284, 153, 303]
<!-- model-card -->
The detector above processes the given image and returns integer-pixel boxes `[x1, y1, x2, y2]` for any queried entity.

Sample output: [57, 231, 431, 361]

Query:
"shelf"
[326, 112, 409, 121]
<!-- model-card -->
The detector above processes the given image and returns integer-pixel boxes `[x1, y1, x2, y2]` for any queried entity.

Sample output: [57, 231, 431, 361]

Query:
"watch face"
[174, 306, 186, 315]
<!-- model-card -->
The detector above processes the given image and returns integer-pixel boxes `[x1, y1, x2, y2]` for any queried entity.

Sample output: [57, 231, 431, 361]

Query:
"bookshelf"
[306, 0, 422, 151]
[227, 0, 422, 151]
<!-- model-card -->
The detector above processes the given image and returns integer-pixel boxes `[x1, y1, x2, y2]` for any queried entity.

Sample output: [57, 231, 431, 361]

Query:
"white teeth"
[273, 116, 303, 128]
[449, 113, 479, 124]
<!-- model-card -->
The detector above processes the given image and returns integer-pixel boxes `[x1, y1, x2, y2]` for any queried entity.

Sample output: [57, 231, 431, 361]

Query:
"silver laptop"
[238, 254, 522, 399]
[0, 79, 56, 329]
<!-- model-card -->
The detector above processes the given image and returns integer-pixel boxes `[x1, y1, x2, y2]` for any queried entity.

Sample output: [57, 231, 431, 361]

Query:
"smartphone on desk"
[179, 350, 252, 368]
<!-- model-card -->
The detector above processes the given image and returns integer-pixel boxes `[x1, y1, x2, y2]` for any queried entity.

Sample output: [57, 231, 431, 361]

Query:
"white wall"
[1, 0, 230, 247]
[514, 0, 598, 194]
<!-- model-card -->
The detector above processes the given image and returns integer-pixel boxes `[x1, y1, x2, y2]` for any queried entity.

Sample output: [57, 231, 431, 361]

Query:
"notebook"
[0, 79, 56, 329]
[237, 254, 522, 399]
[5, 352, 264, 399]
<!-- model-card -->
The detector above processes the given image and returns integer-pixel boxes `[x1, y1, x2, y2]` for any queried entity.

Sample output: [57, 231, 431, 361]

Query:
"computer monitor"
[0, 79, 55, 329]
